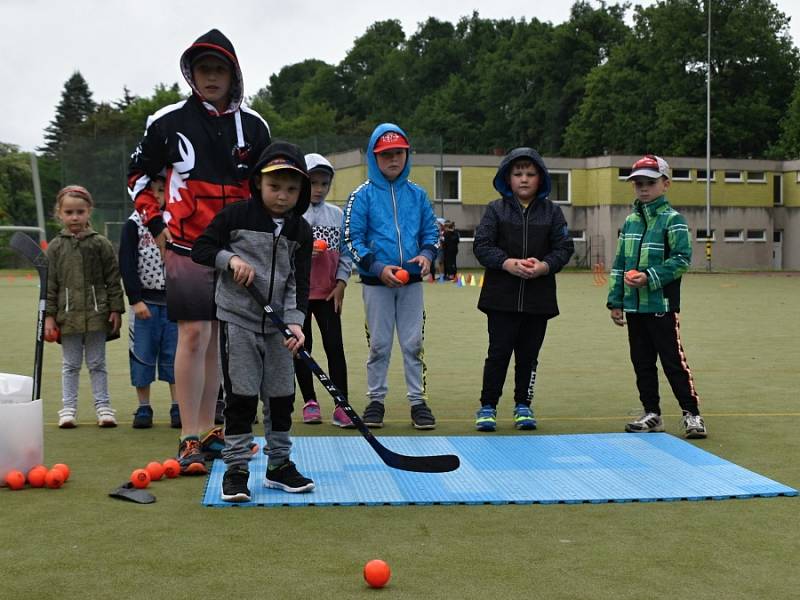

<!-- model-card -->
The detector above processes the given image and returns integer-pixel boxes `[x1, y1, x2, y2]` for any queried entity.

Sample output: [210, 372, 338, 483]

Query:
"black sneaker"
[214, 398, 225, 425]
[411, 402, 436, 430]
[169, 404, 181, 429]
[265, 461, 315, 493]
[221, 467, 251, 502]
[362, 401, 385, 428]
[177, 437, 208, 476]
[132, 405, 153, 429]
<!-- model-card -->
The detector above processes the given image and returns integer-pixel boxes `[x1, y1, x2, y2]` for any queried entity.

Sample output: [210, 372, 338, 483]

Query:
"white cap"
[304, 153, 335, 177]
[626, 155, 670, 180]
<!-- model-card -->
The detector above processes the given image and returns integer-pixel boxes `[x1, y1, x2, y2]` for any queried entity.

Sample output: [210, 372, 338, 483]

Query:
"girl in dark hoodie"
[472, 148, 574, 432]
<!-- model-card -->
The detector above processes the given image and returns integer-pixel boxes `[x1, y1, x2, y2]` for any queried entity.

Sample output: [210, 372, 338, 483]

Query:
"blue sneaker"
[475, 405, 497, 432]
[132, 405, 153, 429]
[513, 404, 537, 430]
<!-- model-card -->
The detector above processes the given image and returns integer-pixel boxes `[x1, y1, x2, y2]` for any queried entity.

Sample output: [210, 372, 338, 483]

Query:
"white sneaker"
[682, 413, 707, 439]
[58, 407, 77, 429]
[625, 412, 664, 433]
[96, 406, 118, 428]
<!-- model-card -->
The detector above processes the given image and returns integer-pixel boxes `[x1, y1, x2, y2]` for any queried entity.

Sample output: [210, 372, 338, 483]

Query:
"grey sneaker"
[625, 412, 664, 433]
[682, 413, 707, 439]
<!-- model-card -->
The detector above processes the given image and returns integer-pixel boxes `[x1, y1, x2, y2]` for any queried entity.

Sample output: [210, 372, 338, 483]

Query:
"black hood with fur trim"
[180, 29, 243, 113]
[249, 141, 311, 217]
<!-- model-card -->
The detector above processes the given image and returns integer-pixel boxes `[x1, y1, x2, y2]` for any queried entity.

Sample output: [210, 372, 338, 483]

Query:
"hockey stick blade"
[244, 284, 460, 473]
[10, 231, 47, 272]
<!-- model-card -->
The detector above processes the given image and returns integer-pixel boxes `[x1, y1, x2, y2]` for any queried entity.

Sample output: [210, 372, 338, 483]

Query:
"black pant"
[626, 312, 700, 416]
[480, 311, 548, 407]
[443, 250, 458, 278]
[294, 299, 348, 400]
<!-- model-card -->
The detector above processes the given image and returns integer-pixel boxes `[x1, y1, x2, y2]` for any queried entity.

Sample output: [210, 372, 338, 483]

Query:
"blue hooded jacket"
[342, 123, 439, 284]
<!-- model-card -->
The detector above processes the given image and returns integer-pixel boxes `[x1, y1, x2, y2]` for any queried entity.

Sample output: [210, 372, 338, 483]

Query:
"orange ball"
[313, 239, 328, 252]
[5, 470, 26, 490]
[146, 461, 164, 481]
[130, 468, 151, 489]
[52, 463, 71, 482]
[625, 269, 640, 278]
[27, 466, 48, 488]
[45, 468, 65, 489]
[395, 269, 409, 285]
[44, 326, 60, 343]
[162, 459, 181, 479]
[363, 559, 391, 588]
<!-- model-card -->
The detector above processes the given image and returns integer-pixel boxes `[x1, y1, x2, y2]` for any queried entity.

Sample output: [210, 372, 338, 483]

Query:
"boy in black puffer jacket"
[472, 148, 574, 432]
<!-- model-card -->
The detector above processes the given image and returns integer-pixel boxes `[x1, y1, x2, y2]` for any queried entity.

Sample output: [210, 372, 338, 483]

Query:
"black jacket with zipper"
[473, 148, 574, 317]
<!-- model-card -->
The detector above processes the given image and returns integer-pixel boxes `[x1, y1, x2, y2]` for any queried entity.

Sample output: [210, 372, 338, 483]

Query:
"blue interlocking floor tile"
[202, 433, 797, 507]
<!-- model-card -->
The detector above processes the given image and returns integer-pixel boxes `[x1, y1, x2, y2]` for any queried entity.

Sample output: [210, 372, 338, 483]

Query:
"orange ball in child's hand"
[146, 461, 164, 481]
[5, 470, 25, 490]
[52, 463, 70, 481]
[27, 465, 48, 488]
[44, 326, 60, 343]
[45, 469, 65, 489]
[395, 269, 410, 285]
[162, 459, 180, 479]
[625, 269, 640, 278]
[313, 239, 328, 252]
[130, 469, 151, 489]
[363, 559, 391, 588]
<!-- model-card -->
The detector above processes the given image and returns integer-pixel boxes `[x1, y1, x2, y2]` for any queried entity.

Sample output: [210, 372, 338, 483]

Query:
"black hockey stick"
[9, 232, 48, 402]
[245, 284, 460, 473]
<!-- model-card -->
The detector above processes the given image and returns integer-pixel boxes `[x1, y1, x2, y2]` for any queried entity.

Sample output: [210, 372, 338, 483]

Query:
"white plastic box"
[0, 373, 44, 485]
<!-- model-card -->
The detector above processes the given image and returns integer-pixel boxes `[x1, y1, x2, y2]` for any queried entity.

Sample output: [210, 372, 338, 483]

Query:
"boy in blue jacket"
[342, 124, 439, 429]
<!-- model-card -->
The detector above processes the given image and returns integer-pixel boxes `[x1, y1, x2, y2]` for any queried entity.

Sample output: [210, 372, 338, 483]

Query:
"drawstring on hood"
[180, 29, 244, 113]
[492, 147, 552, 202]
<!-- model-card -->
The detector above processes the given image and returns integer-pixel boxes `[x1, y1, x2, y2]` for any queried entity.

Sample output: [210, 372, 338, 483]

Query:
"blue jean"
[128, 303, 178, 387]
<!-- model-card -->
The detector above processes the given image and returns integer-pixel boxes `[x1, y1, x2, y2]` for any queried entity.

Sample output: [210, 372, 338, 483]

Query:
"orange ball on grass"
[5, 470, 26, 490]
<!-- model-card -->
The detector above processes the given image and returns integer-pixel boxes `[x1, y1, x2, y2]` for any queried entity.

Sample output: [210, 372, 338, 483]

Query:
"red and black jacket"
[127, 29, 270, 251]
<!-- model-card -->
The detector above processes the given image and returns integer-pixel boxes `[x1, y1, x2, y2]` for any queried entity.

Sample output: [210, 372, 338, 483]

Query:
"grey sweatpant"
[362, 283, 428, 405]
[220, 322, 296, 469]
[60, 331, 110, 410]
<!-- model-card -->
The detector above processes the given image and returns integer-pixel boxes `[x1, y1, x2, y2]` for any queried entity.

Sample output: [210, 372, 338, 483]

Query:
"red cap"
[373, 131, 409, 153]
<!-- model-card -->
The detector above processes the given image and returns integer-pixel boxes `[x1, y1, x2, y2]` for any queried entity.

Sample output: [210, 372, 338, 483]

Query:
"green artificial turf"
[1, 271, 798, 599]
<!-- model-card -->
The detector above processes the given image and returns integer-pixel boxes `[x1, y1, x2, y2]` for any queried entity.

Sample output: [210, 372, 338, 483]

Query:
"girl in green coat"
[45, 186, 125, 428]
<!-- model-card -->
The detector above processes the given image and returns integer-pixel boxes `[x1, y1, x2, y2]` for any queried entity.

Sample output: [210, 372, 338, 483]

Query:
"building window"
[434, 168, 461, 202]
[746, 229, 766, 242]
[774, 175, 784, 205]
[618, 168, 631, 179]
[550, 171, 571, 204]
[747, 171, 766, 182]
[672, 168, 691, 181]
[724, 229, 744, 242]
[696, 229, 715, 241]
[697, 169, 716, 181]
[724, 170, 742, 182]
[569, 229, 586, 242]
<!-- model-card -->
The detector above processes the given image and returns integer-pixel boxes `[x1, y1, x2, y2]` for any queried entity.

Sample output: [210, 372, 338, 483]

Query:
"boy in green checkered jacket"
[607, 155, 707, 439]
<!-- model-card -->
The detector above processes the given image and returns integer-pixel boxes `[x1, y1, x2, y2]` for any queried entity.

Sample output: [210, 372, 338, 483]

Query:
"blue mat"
[202, 433, 797, 507]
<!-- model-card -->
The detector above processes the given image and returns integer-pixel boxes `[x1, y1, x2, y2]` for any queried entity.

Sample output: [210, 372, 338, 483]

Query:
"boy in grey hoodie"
[192, 141, 314, 502]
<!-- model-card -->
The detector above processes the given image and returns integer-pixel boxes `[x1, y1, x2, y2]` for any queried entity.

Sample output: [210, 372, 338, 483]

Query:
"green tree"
[41, 72, 96, 157]
[770, 79, 800, 158]
[564, 0, 799, 157]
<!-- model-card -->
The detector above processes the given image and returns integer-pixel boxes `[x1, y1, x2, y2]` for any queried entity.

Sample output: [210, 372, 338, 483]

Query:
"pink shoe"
[331, 405, 355, 429]
[302, 400, 322, 424]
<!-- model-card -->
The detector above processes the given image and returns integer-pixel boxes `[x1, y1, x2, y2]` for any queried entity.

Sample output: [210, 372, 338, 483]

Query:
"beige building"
[325, 151, 799, 271]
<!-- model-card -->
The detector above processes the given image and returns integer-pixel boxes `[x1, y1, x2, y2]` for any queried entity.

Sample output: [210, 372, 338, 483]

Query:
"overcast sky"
[3, 0, 800, 151]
